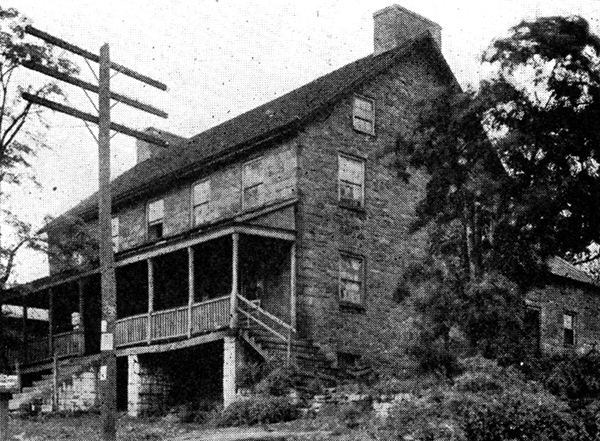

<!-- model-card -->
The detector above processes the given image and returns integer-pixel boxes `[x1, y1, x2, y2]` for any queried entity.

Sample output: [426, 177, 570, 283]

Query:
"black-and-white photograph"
[0, 1, 599, 439]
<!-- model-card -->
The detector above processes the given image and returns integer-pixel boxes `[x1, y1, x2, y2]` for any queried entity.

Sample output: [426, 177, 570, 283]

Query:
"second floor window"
[339, 154, 365, 208]
[192, 179, 211, 226]
[111, 216, 119, 252]
[563, 312, 575, 347]
[353, 95, 375, 135]
[339, 253, 364, 306]
[243, 158, 264, 208]
[147, 199, 164, 240]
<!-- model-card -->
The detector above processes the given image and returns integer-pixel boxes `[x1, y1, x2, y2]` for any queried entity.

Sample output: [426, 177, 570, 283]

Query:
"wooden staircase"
[9, 353, 102, 412]
[237, 296, 341, 388]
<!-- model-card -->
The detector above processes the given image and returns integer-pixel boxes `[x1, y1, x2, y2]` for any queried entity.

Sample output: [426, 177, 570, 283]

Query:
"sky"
[3, 0, 600, 283]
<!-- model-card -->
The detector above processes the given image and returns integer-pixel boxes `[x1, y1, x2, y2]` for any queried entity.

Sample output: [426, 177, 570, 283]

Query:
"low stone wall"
[127, 354, 172, 417]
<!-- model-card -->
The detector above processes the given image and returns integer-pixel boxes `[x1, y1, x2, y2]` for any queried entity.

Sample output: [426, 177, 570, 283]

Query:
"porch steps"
[240, 324, 342, 388]
[9, 354, 102, 412]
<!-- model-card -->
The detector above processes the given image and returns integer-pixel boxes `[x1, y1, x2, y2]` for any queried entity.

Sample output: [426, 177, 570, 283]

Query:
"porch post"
[78, 279, 86, 355]
[48, 288, 54, 358]
[230, 232, 240, 330]
[187, 247, 195, 338]
[147, 258, 154, 345]
[21, 305, 28, 361]
[287, 242, 297, 365]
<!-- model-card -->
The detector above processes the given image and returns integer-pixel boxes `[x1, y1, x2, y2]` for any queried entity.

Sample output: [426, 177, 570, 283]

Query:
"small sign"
[0, 374, 19, 392]
[99, 365, 107, 381]
[100, 332, 114, 351]
[101, 320, 108, 333]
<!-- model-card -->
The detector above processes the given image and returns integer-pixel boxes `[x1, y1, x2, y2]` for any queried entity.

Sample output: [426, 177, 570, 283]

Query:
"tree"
[402, 15, 600, 363]
[0, 7, 80, 369]
[0, 6, 79, 290]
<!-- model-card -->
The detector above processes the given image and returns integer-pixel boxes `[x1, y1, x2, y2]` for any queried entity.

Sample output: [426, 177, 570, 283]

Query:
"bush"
[254, 364, 299, 396]
[461, 391, 579, 441]
[543, 354, 600, 405]
[214, 395, 299, 426]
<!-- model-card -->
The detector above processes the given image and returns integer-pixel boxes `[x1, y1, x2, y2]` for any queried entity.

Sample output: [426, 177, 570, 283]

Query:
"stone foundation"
[127, 354, 172, 416]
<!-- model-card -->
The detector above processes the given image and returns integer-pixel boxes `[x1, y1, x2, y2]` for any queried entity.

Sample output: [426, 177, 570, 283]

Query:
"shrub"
[543, 354, 600, 405]
[214, 395, 299, 426]
[461, 391, 579, 441]
[254, 364, 299, 396]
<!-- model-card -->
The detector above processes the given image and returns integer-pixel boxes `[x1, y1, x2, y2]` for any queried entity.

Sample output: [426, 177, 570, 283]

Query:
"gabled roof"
[547, 256, 597, 286]
[43, 32, 456, 232]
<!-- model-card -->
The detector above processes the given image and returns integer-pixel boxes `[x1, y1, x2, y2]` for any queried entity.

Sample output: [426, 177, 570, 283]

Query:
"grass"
[6, 412, 197, 440]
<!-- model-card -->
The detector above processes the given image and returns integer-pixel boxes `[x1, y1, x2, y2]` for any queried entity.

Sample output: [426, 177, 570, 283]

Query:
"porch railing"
[115, 295, 230, 347]
[237, 294, 295, 342]
[6, 330, 84, 366]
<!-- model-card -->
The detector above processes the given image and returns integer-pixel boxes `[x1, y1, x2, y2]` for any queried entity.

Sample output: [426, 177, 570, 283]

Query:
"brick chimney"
[373, 5, 441, 55]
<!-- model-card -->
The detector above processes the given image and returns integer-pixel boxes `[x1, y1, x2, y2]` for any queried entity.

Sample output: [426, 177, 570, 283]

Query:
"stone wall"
[295, 49, 449, 355]
[48, 142, 298, 274]
[127, 354, 172, 416]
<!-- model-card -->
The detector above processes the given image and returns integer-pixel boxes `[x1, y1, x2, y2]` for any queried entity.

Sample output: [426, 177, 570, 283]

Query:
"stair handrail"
[236, 294, 296, 333]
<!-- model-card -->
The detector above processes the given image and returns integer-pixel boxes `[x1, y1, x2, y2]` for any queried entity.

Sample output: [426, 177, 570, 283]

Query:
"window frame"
[191, 178, 211, 226]
[242, 156, 264, 209]
[352, 95, 375, 135]
[338, 252, 366, 308]
[147, 198, 165, 241]
[338, 153, 366, 209]
[563, 311, 576, 348]
[111, 216, 119, 252]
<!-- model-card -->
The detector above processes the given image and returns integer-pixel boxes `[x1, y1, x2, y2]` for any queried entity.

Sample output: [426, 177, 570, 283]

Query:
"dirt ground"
[3, 413, 352, 440]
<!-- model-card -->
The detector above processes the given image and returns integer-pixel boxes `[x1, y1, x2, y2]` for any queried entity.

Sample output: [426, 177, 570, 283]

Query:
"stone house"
[4, 4, 598, 416]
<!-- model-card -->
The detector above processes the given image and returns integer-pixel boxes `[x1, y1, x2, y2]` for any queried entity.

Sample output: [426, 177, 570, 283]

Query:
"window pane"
[354, 96, 373, 112]
[563, 314, 573, 330]
[339, 156, 364, 184]
[243, 159, 263, 188]
[353, 118, 373, 134]
[244, 184, 261, 207]
[148, 199, 164, 223]
[111, 217, 119, 237]
[193, 180, 210, 206]
[194, 204, 209, 226]
[341, 280, 361, 304]
[341, 256, 362, 281]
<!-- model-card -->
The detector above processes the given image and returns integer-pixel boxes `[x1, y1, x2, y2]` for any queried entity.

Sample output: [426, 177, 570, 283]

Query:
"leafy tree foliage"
[402, 16, 600, 363]
[0, 6, 79, 290]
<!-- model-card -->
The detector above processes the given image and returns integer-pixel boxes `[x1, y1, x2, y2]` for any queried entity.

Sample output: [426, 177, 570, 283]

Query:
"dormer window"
[192, 179, 211, 226]
[147, 199, 164, 240]
[352, 95, 375, 135]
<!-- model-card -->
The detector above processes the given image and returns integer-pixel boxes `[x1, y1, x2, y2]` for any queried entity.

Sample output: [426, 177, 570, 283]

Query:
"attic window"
[352, 95, 375, 135]
[147, 199, 164, 241]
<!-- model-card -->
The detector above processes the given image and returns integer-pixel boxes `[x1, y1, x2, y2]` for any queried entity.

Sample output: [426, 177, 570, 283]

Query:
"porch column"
[21, 305, 28, 362]
[287, 242, 297, 364]
[77, 279, 86, 355]
[230, 233, 240, 330]
[187, 247, 195, 338]
[223, 335, 239, 408]
[147, 258, 154, 345]
[48, 288, 54, 357]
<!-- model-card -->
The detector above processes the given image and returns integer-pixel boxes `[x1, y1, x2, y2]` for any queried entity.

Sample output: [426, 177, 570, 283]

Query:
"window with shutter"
[147, 199, 164, 240]
[352, 95, 375, 135]
[339, 254, 364, 306]
[339, 154, 365, 208]
[192, 179, 211, 225]
[243, 158, 264, 208]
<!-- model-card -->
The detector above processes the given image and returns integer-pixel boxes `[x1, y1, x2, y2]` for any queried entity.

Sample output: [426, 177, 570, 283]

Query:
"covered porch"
[5, 224, 297, 370]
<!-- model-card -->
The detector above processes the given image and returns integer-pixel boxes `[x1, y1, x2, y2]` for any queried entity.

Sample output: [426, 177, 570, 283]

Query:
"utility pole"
[23, 27, 168, 440]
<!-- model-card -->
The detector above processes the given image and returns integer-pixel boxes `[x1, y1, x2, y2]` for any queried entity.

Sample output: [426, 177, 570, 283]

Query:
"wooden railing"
[6, 330, 84, 366]
[237, 294, 295, 342]
[115, 295, 230, 347]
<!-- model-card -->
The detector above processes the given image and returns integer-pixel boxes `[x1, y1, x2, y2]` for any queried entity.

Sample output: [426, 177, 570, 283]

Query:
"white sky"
[3, 0, 600, 283]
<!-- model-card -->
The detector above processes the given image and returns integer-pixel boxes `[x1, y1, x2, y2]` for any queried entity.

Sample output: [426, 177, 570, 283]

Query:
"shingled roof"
[44, 32, 455, 232]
